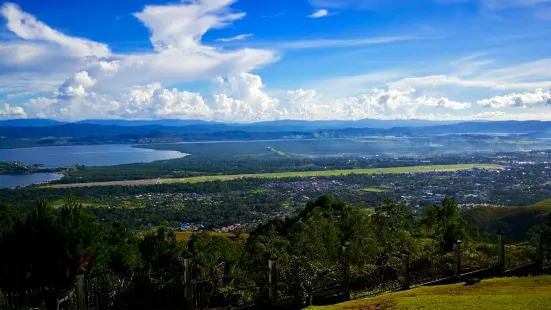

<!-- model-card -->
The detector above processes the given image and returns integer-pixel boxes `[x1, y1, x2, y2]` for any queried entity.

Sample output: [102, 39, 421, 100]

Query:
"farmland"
[43, 164, 500, 188]
[361, 188, 388, 193]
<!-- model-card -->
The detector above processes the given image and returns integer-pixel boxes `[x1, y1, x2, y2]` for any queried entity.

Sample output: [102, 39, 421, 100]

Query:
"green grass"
[311, 276, 551, 310]
[267, 147, 289, 157]
[361, 188, 388, 193]
[249, 188, 269, 194]
[45, 164, 500, 188]
[52, 202, 107, 209]
[164, 164, 499, 182]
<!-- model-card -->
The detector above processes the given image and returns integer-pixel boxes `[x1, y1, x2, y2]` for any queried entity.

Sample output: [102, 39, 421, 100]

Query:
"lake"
[0, 173, 64, 189]
[0, 144, 186, 188]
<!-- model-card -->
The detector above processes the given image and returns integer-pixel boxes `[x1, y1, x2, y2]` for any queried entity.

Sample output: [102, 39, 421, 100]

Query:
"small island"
[0, 161, 45, 175]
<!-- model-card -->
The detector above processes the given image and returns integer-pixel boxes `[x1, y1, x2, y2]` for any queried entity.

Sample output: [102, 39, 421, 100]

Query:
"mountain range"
[0, 119, 550, 148]
[0, 118, 457, 129]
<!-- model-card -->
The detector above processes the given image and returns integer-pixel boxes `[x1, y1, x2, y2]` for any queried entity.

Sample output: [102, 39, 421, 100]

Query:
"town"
[34, 149, 545, 233]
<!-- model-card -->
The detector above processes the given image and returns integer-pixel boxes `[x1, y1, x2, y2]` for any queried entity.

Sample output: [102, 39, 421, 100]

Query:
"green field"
[312, 276, 551, 310]
[44, 164, 500, 188]
[361, 188, 389, 193]
[266, 147, 289, 156]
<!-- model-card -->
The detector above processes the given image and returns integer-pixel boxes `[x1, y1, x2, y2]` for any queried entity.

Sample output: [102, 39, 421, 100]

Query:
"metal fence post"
[497, 230, 506, 272]
[268, 256, 278, 304]
[402, 250, 411, 290]
[342, 242, 351, 301]
[184, 258, 195, 310]
[75, 273, 85, 310]
[453, 240, 462, 280]
[536, 231, 544, 271]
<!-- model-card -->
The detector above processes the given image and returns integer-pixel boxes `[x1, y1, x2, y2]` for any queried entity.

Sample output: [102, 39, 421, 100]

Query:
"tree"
[0, 196, 110, 291]
[371, 199, 413, 282]
[139, 227, 186, 272]
[55, 195, 110, 277]
[420, 197, 468, 251]
[106, 221, 142, 276]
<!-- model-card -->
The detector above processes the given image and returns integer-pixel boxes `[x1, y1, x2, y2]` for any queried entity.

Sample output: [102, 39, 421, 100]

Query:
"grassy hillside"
[463, 200, 551, 241]
[311, 276, 551, 310]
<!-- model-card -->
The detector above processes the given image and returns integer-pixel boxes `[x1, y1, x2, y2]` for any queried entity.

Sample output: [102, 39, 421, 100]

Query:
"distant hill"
[1, 119, 550, 134]
[0, 118, 457, 130]
[0, 119, 67, 127]
[0, 120, 550, 146]
[76, 119, 222, 127]
[463, 200, 551, 241]
[240, 119, 459, 131]
[419, 121, 551, 134]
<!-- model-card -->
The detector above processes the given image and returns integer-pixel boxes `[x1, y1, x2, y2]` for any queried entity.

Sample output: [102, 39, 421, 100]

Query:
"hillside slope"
[311, 276, 551, 310]
[463, 200, 551, 241]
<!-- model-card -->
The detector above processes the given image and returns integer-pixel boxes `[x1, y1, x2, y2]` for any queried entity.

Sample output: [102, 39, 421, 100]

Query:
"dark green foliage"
[371, 199, 414, 280]
[0, 193, 541, 307]
[243, 195, 379, 297]
[0, 196, 108, 290]
[0, 197, 181, 291]
[420, 197, 468, 251]
[139, 227, 186, 272]
[464, 200, 551, 241]
[105, 222, 142, 276]
[528, 213, 551, 263]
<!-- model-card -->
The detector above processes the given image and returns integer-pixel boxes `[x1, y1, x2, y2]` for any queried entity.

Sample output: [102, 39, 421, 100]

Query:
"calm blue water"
[0, 144, 186, 188]
[0, 173, 64, 189]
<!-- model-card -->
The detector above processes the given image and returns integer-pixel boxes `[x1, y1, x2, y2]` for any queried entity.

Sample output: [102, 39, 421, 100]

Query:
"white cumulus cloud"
[477, 88, 551, 108]
[0, 102, 27, 119]
[12, 72, 477, 121]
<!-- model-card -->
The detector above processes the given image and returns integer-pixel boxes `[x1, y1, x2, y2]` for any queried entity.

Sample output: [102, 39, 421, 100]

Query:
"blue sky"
[1, 0, 551, 122]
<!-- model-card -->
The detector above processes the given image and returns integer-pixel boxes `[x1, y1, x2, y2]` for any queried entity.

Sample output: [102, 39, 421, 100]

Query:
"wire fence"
[462, 242, 500, 272]
[505, 243, 536, 270]
[0, 287, 49, 310]
[410, 251, 454, 285]
[84, 271, 185, 310]
[350, 280, 402, 300]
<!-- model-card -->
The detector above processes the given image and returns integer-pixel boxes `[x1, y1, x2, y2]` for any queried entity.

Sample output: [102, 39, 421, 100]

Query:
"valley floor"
[310, 276, 551, 310]
[43, 164, 500, 188]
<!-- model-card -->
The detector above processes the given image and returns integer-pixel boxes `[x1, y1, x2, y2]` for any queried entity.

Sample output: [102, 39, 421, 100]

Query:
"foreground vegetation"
[1, 193, 548, 291]
[45, 164, 500, 188]
[312, 276, 551, 310]
[1, 191, 550, 309]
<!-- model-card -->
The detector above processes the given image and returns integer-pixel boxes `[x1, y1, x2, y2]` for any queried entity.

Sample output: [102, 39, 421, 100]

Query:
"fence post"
[402, 250, 410, 290]
[75, 271, 85, 310]
[453, 240, 462, 280]
[184, 258, 195, 310]
[497, 230, 506, 272]
[536, 230, 544, 271]
[342, 242, 351, 301]
[268, 256, 278, 304]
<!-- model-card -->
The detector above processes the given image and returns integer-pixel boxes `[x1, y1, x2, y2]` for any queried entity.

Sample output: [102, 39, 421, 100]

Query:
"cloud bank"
[1, 0, 551, 122]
